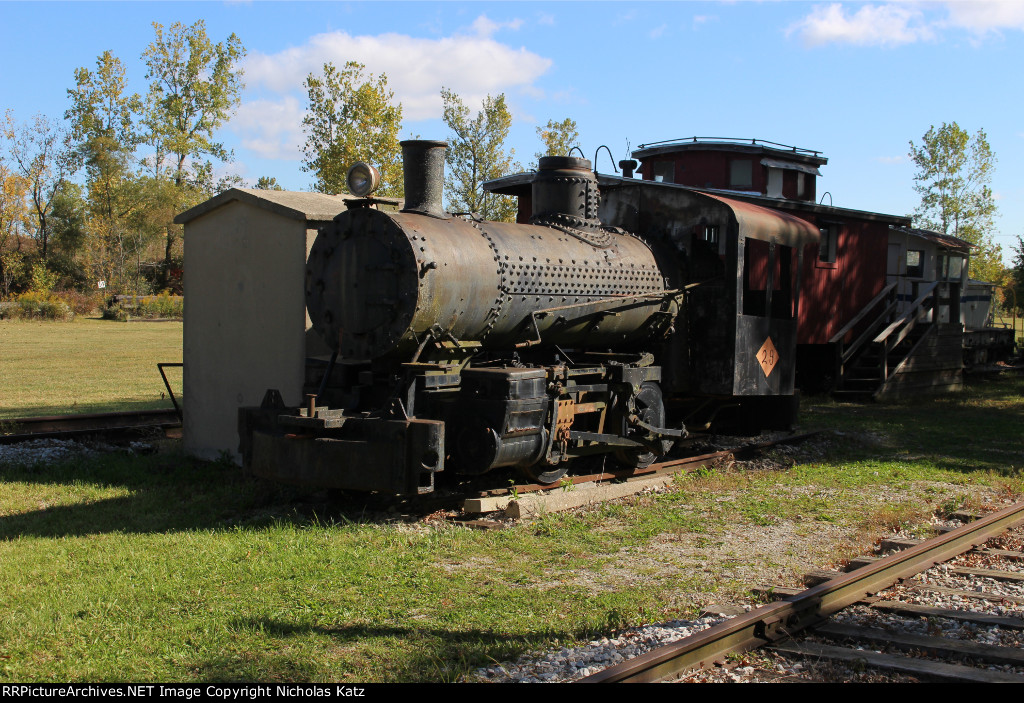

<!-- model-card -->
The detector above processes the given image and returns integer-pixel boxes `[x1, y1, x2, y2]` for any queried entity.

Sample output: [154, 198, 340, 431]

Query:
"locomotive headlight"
[346, 162, 381, 197]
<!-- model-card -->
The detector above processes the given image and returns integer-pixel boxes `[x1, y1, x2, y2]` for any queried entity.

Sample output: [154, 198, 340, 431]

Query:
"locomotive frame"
[239, 140, 819, 495]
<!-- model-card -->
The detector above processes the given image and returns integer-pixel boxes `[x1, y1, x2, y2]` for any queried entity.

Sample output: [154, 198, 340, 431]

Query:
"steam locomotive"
[239, 140, 818, 495]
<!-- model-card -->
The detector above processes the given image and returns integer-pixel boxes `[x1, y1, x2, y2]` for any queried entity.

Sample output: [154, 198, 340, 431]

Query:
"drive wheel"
[517, 462, 569, 485]
[613, 382, 667, 470]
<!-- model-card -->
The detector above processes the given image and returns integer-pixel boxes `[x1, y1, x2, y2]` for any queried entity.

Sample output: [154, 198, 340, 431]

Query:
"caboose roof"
[632, 137, 828, 168]
[693, 187, 911, 225]
[174, 188, 352, 225]
[889, 225, 973, 253]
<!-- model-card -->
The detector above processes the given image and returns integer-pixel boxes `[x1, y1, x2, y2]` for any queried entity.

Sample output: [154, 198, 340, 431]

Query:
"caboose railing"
[831, 282, 898, 382]
[872, 281, 939, 382]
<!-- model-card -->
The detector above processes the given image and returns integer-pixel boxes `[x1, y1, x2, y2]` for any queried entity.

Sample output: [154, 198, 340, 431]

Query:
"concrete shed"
[174, 188, 349, 461]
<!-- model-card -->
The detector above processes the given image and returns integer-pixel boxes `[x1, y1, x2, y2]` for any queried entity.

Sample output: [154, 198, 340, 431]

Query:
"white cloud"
[787, 3, 935, 47]
[470, 15, 524, 38]
[649, 23, 668, 39]
[233, 20, 552, 161]
[693, 14, 717, 29]
[874, 155, 908, 164]
[231, 96, 305, 161]
[788, 1, 1024, 48]
[943, 1, 1024, 34]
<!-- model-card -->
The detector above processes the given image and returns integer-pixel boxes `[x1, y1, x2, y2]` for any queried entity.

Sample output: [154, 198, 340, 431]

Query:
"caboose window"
[940, 253, 963, 281]
[906, 249, 923, 278]
[729, 160, 752, 188]
[653, 161, 675, 183]
[818, 224, 838, 264]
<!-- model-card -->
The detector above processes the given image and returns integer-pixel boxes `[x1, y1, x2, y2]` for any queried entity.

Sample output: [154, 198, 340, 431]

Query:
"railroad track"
[580, 501, 1024, 683]
[0, 408, 181, 444]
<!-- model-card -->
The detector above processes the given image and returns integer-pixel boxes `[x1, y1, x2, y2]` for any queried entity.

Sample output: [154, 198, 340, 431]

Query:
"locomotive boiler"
[240, 140, 818, 495]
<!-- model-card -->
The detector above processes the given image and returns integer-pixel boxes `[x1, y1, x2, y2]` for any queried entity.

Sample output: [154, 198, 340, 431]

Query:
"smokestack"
[400, 140, 448, 218]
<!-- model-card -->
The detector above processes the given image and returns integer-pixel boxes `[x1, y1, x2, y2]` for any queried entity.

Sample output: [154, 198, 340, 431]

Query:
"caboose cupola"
[633, 137, 827, 202]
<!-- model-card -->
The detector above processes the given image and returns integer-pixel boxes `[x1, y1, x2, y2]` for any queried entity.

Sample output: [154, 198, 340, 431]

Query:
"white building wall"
[183, 201, 320, 461]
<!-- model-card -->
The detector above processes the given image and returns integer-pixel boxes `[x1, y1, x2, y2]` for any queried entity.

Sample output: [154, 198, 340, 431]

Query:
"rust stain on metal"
[555, 398, 575, 442]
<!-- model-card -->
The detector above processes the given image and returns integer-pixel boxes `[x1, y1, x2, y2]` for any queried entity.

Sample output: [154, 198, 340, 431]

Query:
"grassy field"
[0, 360, 1022, 681]
[0, 317, 182, 418]
[994, 313, 1024, 346]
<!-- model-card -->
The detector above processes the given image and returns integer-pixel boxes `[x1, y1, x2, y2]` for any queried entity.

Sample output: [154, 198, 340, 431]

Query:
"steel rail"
[498, 432, 822, 496]
[580, 500, 1024, 683]
[0, 408, 181, 444]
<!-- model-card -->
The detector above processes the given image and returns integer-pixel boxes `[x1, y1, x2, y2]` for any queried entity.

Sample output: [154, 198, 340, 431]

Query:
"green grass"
[0, 452, 709, 682]
[0, 317, 181, 418]
[993, 313, 1024, 347]
[0, 322, 1022, 681]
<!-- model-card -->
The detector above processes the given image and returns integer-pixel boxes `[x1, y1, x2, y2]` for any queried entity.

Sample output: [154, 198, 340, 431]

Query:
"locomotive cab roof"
[483, 172, 820, 248]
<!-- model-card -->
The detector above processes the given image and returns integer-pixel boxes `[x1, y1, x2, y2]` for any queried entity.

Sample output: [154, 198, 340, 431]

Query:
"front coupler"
[239, 390, 444, 495]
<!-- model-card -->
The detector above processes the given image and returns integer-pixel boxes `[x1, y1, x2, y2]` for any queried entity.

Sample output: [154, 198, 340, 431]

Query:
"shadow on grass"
[0, 449, 394, 540]
[803, 375, 1024, 475]
[192, 618, 581, 683]
[5, 375, 1021, 539]
[0, 399, 180, 420]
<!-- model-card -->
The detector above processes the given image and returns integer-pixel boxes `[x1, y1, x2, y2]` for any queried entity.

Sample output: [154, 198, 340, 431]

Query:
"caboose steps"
[831, 281, 963, 401]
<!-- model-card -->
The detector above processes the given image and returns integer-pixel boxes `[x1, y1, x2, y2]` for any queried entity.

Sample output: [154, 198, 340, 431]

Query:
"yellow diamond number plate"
[757, 337, 779, 378]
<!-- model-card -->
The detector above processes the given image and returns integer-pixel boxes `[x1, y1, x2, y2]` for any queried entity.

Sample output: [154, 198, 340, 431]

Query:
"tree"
[142, 20, 245, 280]
[1007, 235, 1024, 317]
[535, 118, 580, 162]
[301, 61, 403, 196]
[253, 176, 284, 191]
[2, 111, 71, 261]
[0, 158, 31, 294]
[0, 159, 30, 255]
[440, 89, 518, 221]
[66, 51, 144, 291]
[909, 122, 1003, 282]
[47, 181, 89, 288]
[66, 51, 140, 177]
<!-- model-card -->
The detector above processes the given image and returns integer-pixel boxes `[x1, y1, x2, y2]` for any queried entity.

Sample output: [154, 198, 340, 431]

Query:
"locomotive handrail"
[515, 290, 684, 348]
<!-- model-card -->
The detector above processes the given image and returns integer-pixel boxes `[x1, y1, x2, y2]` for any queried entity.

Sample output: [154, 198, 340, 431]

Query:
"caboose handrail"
[874, 281, 939, 344]
[636, 137, 823, 157]
[829, 282, 897, 346]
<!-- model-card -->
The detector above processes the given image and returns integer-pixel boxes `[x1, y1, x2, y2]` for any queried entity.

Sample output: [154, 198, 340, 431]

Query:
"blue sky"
[2, 0, 1022, 263]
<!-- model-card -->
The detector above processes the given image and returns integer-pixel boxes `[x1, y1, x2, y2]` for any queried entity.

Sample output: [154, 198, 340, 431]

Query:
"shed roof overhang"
[174, 188, 354, 225]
